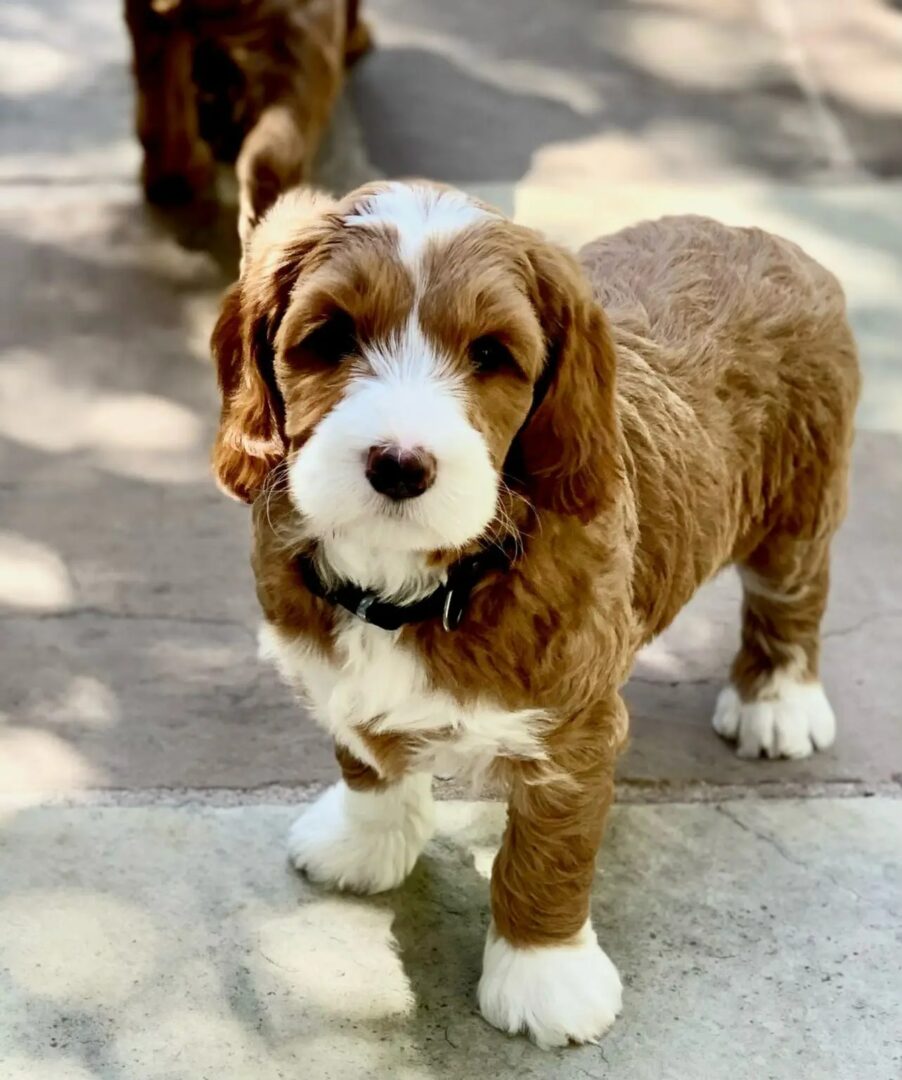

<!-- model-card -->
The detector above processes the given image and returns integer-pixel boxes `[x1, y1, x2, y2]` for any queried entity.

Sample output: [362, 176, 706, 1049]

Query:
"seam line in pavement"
[4, 779, 900, 809]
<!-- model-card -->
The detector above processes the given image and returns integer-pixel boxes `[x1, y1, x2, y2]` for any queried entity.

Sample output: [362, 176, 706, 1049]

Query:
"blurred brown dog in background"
[124, 0, 370, 241]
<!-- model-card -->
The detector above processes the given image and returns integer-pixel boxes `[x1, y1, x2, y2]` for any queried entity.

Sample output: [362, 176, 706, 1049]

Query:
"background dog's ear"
[517, 237, 621, 523]
[210, 281, 285, 503]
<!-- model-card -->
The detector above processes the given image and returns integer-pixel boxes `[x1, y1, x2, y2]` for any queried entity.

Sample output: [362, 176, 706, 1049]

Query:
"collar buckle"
[355, 594, 378, 623]
[441, 586, 465, 632]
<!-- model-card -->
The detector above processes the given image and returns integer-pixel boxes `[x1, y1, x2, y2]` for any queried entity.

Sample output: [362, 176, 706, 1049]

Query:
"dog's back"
[580, 215, 857, 398]
[580, 216, 860, 638]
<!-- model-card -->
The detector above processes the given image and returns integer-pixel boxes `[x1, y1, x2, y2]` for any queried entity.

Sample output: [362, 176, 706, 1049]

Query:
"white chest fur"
[259, 619, 547, 781]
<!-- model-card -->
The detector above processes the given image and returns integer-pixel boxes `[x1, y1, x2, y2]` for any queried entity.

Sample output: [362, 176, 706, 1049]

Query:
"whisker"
[253, 460, 313, 557]
[260, 460, 291, 536]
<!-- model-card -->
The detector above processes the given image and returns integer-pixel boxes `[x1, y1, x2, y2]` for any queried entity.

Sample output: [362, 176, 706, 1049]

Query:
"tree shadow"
[0, 206, 336, 794]
[2, 0, 901, 803]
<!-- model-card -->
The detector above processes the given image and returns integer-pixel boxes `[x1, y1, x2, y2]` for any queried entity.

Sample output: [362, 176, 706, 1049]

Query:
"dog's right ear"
[210, 280, 285, 504]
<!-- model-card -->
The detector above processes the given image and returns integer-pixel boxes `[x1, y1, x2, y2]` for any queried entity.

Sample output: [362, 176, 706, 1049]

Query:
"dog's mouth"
[285, 486, 447, 547]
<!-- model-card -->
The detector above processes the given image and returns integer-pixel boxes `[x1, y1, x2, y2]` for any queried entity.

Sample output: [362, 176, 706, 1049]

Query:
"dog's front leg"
[124, 1, 213, 205]
[288, 742, 434, 895]
[479, 696, 625, 1049]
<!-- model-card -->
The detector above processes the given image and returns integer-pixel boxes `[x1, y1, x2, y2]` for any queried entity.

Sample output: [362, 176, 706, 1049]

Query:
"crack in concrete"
[714, 804, 898, 915]
[6, 778, 901, 810]
[578, 1049, 610, 1076]
[628, 676, 718, 688]
[823, 609, 902, 640]
[617, 778, 902, 804]
[256, 946, 296, 974]
[755, 0, 861, 176]
[715, 804, 807, 869]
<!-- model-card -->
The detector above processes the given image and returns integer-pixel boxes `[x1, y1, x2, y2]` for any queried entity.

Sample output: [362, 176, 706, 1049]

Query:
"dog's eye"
[300, 310, 358, 364]
[469, 335, 512, 373]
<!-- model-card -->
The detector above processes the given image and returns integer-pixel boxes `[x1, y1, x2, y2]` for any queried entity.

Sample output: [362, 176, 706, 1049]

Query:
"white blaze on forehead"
[362, 312, 458, 387]
[345, 182, 492, 266]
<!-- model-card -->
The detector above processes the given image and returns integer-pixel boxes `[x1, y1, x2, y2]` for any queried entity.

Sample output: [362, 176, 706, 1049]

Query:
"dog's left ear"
[516, 234, 621, 523]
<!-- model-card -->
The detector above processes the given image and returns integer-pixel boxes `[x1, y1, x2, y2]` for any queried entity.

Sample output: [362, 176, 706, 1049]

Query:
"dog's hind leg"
[344, 0, 374, 65]
[236, 102, 316, 246]
[712, 531, 837, 759]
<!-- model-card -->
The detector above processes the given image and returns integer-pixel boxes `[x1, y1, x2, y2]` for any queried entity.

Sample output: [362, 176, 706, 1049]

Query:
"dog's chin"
[301, 501, 491, 555]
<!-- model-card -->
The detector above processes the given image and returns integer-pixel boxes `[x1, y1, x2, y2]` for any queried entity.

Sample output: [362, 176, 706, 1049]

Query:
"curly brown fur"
[210, 183, 860, 1040]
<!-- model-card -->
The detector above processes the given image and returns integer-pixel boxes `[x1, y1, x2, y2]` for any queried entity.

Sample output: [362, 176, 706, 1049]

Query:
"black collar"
[297, 542, 515, 632]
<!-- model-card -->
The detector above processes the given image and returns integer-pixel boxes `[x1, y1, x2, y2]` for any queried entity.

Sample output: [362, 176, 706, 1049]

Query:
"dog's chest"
[260, 619, 546, 778]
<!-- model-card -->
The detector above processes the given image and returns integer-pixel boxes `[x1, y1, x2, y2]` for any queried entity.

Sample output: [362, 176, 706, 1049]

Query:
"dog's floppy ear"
[517, 235, 621, 523]
[210, 280, 285, 503]
[212, 187, 340, 503]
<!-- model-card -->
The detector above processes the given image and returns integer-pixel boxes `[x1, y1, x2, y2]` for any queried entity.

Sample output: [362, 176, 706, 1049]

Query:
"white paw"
[712, 675, 836, 759]
[478, 921, 622, 1050]
[287, 774, 434, 895]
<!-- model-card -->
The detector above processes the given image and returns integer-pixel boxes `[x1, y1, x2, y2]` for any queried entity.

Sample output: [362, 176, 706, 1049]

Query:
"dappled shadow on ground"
[3, 185, 902, 796]
[0, 200, 338, 794]
[348, 0, 902, 185]
[2, 0, 902, 799]
[2, 799, 899, 1077]
[4, 0, 902, 188]
[2, 5, 902, 1076]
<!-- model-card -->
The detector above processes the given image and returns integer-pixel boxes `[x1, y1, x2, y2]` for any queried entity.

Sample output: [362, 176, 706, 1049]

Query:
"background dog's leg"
[713, 534, 837, 759]
[344, 0, 373, 65]
[124, 0, 213, 205]
[287, 744, 434, 895]
[236, 102, 311, 246]
[236, 4, 347, 245]
[478, 701, 625, 1049]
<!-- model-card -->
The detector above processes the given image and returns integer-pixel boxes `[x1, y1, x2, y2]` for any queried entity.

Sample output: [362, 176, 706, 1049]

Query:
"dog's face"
[212, 182, 619, 554]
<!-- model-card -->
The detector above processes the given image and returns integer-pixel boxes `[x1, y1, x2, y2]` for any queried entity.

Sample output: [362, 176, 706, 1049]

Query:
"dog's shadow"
[380, 843, 488, 1029]
[142, 189, 242, 281]
[368, 804, 503, 1059]
[362, 801, 632, 1068]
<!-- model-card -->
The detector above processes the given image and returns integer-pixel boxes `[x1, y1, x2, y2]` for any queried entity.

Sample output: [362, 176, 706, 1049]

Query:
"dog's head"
[212, 181, 619, 554]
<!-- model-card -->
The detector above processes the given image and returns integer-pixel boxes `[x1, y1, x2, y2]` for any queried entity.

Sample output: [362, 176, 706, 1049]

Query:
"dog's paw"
[141, 143, 215, 207]
[288, 775, 434, 895]
[712, 676, 836, 759]
[478, 922, 622, 1050]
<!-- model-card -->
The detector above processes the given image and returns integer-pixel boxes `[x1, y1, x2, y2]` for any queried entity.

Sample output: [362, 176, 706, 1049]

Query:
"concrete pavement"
[1, 0, 901, 1076]
[2, 800, 900, 1080]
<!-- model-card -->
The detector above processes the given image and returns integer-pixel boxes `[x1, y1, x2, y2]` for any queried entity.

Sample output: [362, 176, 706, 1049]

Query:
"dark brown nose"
[365, 445, 437, 501]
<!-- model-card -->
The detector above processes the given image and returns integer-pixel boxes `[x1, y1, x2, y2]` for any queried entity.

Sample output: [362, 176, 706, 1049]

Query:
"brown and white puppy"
[124, 0, 370, 240]
[210, 181, 860, 1048]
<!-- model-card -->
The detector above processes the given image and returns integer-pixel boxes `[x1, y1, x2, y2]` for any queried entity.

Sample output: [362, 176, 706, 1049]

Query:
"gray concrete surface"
[2, 0, 902, 800]
[2, 798, 900, 1080]
[2, 185, 900, 795]
[2, 0, 902, 1076]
